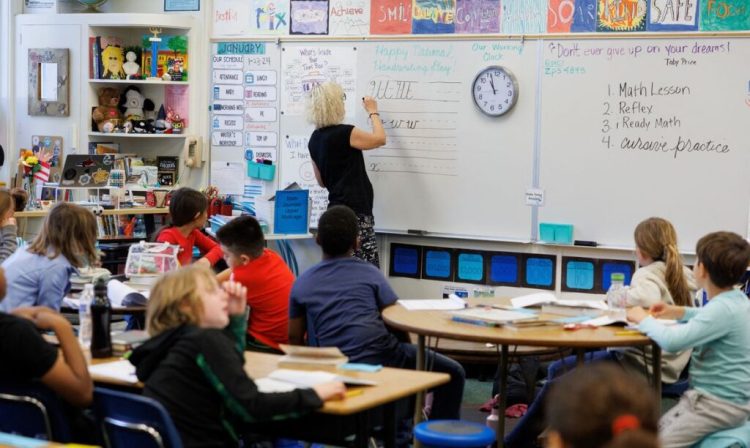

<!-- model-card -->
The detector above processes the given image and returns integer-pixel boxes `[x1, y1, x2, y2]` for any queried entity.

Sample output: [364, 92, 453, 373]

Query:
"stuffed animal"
[92, 87, 123, 133]
[119, 86, 155, 121]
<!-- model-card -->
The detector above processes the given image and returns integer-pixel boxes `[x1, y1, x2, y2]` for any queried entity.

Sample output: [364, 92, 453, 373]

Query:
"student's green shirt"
[639, 289, 750, 404]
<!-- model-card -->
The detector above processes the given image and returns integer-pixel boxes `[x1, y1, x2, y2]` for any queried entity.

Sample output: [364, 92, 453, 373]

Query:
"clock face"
[471, 66, 518, 117]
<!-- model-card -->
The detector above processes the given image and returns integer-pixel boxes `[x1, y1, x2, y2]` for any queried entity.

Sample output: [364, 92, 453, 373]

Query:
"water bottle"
[133, 216, 147, 239]
[78, 284, 94, 348]
[606, 273, 628, 320]
[90, 277, 112, 358]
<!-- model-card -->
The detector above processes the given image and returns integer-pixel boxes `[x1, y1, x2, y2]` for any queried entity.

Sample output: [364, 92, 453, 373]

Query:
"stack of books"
[112, 330, 149, 356]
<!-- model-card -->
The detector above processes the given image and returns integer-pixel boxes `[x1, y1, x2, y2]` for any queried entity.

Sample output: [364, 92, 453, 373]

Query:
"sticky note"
[489, 254, 519, 284]
[392, 246, 419, 276]
[424, 249, 452, 279]
[565, 260, 595, 290]
[601, 261, 634, 290]
[526, 257, 554, 287]
[457, 253, 484, 282]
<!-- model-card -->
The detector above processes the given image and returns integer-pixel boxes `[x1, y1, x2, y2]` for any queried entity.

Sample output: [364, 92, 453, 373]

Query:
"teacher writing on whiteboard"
[307, 81, 386, 267]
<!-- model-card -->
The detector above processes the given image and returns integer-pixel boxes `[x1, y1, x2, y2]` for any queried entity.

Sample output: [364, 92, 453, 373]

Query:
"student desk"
[382, 298, 661, 448]
[90, 352, 449, 448]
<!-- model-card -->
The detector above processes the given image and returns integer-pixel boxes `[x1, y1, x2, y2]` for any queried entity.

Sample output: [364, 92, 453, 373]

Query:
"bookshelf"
[14, 13, 205, 196]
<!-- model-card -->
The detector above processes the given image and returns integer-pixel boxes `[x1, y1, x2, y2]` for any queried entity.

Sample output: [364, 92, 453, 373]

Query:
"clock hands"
[489, 74, 497, 95]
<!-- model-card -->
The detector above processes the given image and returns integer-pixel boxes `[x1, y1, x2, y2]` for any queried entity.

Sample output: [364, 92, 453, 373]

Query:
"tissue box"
[539, 223, 574, 244]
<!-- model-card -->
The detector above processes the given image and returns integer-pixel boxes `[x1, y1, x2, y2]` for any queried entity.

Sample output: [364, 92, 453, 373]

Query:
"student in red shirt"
[156, 188, 222, 267]
[216, 216, 294, 353]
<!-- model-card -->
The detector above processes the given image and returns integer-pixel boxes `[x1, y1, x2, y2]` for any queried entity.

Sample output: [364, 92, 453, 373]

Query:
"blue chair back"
[0, 382, 72, 442]
[93, 387, 183, 448]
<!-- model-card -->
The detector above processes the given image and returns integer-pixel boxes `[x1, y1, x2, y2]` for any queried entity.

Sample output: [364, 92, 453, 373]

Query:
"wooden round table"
[382, 298, 660, 448]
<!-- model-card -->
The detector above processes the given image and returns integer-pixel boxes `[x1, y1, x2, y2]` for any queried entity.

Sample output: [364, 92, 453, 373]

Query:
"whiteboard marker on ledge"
[407, 229, 428, 236]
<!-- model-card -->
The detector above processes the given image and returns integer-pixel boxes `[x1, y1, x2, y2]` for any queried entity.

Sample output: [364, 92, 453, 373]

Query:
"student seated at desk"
[130, 265, 345, 448]
[0, 203, 99, 312]
[0, 267, 93, 413]
[216, 216, 294, 353]
[628, 231, 750, 448]
[289, 205, 465, 420]
[545, 363, 659, 448]
[156, 187, 223, 267]
[505, 217, 696, 447]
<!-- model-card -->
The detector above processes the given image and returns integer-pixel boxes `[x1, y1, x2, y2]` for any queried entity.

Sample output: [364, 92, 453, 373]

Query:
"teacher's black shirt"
[308, 124, 374, 215]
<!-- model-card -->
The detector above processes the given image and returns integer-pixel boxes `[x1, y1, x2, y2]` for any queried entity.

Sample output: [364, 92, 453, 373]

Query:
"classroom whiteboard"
[276, 40, 538, 240]
[538, 38, 750, 250]
[210, 36, 750, 247]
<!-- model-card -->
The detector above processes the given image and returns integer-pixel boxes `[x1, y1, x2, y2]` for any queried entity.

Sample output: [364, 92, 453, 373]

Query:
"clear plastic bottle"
[133, 216, 147, 239]
[78, 284, 94, 348]
[606, 273, 628, 320]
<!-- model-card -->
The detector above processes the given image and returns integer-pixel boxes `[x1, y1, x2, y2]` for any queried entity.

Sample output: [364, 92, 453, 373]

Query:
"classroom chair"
[414, 420, 495, 448]
[0, 382, 72, 442]
[93, 387, 183, 448]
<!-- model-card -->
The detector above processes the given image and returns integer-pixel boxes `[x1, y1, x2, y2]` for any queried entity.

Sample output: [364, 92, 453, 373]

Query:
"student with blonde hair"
[306, 81, 386, 267]
[130, 265, 345, 448]
[0, 189, 18, 263]
[0, 203, 98, 312]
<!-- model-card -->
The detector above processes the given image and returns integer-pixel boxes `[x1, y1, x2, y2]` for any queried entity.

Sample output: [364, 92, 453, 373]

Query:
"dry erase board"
[276, 40, 538, 240]
[210, 36, 750, 248]
[538, 38, 750, 250]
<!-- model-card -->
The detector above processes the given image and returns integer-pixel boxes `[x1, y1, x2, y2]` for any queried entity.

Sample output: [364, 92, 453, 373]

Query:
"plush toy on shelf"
[119, 85, 155, 122]
[92, 87, 124, 133]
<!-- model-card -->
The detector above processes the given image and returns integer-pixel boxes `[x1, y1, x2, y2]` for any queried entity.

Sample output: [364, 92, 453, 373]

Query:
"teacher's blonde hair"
[146, 265, 217, 336]
[306, 82, 345, 129]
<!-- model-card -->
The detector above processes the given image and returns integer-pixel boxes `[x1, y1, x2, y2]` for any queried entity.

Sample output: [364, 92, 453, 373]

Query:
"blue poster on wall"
[165, 0, 200, 11]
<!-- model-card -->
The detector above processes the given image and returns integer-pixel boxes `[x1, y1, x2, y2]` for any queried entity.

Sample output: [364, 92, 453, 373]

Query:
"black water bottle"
[90, 277, 112, 358]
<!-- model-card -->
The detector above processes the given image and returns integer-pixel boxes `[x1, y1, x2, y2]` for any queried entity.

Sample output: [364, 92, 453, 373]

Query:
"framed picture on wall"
[28, 48, 69, 117]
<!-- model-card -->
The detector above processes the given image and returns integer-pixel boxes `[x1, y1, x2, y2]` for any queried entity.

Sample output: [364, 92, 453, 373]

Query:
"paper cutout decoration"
[501, 0, 547, 33]
[488, 253, 521, 285]
[597, 0, 647, 31]
[563, 259, 595, 291]
[523, 255, 555, 289]
[423, 247, 454, 280]
[370, 0, 413, 34]
[454, 0, 499, 33]
[413, 0, 456, 34]
[456, 251, 485, 283]
[547, 0, 597, 32]
[290, 0, 330, 34]
[389, 243, 422, 278]
[647, 0, 699, 31]
[700, 0, 750, 30]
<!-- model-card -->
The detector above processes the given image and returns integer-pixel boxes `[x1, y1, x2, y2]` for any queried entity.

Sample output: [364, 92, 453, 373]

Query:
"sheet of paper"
[511, 292, 558, 308]
[40, 62, 58, 101]
[89, 360, 138, 384]
[211, 162, 245, 196]
[557, 299, 609, 310]
[268, 369, 377, 387]
[255, 377, 298, 393]
[452, 308, 538, 323]
[398, 296, 466, 311]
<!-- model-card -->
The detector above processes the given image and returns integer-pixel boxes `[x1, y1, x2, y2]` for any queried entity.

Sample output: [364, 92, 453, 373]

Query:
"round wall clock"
[471, 66, 519, 117]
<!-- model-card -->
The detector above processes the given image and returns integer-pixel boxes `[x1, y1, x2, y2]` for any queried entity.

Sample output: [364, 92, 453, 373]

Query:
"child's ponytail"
[664, 242, 691, 306]
[635, 217, 692, 306]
